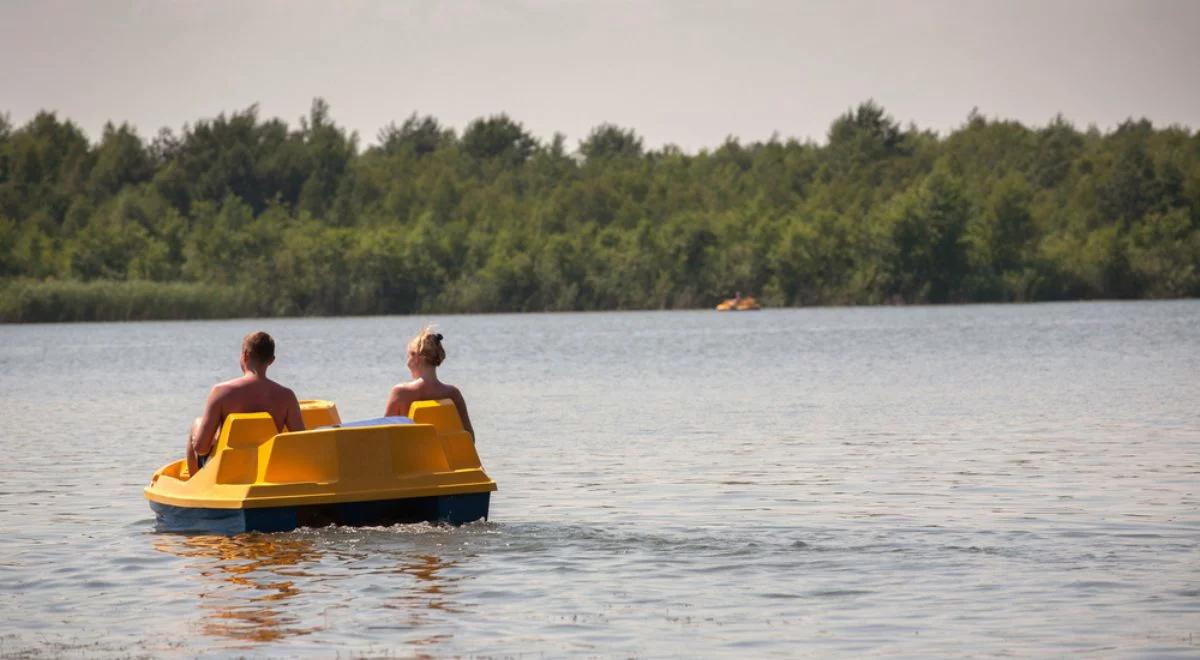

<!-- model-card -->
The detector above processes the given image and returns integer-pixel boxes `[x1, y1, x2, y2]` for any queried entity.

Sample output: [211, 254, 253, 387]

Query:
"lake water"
[0, 301, 1197, 657]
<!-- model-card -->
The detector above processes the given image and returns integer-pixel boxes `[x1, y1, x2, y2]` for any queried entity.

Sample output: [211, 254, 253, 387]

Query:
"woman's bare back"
[386, 378, 474, 439]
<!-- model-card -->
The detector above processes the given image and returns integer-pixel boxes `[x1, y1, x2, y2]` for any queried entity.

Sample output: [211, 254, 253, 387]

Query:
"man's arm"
[187, 387, 225, 475]
[284, 389, 306, 432]
[193, 387, 225, 456]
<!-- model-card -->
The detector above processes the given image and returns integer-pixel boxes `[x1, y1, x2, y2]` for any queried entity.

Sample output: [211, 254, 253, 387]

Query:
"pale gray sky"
[2, 0, 1197, 151]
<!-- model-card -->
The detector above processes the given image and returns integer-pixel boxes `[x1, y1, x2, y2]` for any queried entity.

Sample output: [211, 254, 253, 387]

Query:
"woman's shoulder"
[420, 381, 460, 400]
[441, 383, 465, 402]
[391, 379, 422, 393]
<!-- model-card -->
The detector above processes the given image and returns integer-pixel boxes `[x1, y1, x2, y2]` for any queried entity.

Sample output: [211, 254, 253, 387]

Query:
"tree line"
[1, 99, 1197, 322]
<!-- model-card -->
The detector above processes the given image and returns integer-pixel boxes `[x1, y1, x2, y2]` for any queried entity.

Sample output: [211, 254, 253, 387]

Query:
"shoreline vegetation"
[1, 100, 1197, 323]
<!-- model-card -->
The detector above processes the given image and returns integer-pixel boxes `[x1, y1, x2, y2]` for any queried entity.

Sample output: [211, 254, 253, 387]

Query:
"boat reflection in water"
[153, 530, 469, 651]
[154, 534, 323, 645]
[366, 552, 466, 651]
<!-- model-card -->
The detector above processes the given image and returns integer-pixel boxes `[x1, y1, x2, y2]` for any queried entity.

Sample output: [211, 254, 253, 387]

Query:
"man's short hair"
[242, 331, 275, 364]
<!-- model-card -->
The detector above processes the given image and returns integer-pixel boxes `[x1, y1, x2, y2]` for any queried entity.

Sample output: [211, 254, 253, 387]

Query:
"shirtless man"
[186, 331, 306, 475]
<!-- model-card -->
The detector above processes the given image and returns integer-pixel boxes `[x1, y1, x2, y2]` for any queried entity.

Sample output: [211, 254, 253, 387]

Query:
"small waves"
[3, 303, 1200, 656]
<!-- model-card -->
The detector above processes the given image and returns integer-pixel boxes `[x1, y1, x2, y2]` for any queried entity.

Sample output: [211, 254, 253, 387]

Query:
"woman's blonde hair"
[408, 326, 446, 367]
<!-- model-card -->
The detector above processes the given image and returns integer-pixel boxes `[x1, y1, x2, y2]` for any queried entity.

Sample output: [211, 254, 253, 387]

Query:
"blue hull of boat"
[150, 492, 490, 534]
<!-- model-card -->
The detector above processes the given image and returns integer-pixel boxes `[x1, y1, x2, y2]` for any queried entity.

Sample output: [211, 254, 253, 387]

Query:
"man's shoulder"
[268, 379, 295, 394]
[215, 373, 257, 390]
[268, 380, 299, 402]
[209, 378, 240, 398]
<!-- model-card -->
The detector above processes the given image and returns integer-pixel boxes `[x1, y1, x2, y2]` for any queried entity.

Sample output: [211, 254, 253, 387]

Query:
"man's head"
[241, 331, 276, 370]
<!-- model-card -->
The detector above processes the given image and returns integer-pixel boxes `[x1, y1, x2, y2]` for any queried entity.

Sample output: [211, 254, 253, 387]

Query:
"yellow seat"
[411, 399, 482, 470]
[178, 399, 341, 481]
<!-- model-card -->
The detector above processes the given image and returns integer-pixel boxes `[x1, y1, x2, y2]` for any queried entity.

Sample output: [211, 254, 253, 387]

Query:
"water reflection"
[152, 529, 474, 652]
[356, 532, 471, 650]
[153, 533, 323, 644]
[380, 552, 464, 650]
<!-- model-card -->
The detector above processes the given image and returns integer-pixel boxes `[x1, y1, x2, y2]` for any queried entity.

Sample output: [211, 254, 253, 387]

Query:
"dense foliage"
[1, 100, 1197, 321]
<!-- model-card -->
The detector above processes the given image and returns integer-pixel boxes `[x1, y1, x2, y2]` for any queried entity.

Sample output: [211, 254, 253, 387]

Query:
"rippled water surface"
[1, 302, 1198, 657]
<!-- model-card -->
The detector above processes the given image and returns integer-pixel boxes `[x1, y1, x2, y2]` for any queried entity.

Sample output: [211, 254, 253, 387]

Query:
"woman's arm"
[450, 387, 475, 441]
[385, 384, 412, 417]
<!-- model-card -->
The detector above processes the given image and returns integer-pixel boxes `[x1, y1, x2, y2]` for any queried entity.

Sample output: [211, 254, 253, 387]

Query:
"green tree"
[297, 98, 357, 220]
[1127, 208, 1200, 297]
[0, 100, 1197, 322]
[461, 115, 536, 165]
[884, 167, 972, 302]
[965, 173, 1037, 299]
[376, 114, 452, 158]
[1099, 120, 1163, 224]
[580, 124, 643, 162]
[89, 122, 153, 198]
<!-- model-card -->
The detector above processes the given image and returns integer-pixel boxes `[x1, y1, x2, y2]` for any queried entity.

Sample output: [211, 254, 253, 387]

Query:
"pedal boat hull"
[148, 492, 491, 534]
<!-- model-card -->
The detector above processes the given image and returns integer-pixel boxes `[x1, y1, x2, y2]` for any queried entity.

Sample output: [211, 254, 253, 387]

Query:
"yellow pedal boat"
[145, 399, 497, 533]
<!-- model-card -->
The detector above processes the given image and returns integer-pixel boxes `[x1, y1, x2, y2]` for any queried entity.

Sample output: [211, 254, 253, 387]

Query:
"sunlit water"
[0, 302, 1197, 657]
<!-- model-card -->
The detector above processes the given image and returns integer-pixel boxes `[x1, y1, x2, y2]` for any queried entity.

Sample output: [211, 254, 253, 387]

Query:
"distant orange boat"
[715, 295, 761, 311]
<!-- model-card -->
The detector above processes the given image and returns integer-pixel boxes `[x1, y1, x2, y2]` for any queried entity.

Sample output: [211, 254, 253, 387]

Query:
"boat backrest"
[299, 399, 342, 428]
[409, 399, 480, 470]
[208, 400, 341, 453]
[200, 398, 481, 486]
[196, 400, 342, 483]
[409, 399, 463, 432]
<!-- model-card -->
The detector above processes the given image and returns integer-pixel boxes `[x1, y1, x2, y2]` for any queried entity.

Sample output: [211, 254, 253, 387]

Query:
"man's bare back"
[210, 374, 303, 432]
[187, 331, 305, 475]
